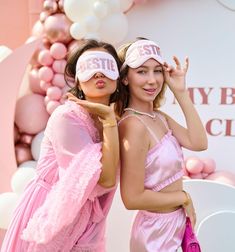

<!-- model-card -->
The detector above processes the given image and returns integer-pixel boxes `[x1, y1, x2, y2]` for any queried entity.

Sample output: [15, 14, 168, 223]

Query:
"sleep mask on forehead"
[121, 39, 164, 70]
[75, 51, 119, 82]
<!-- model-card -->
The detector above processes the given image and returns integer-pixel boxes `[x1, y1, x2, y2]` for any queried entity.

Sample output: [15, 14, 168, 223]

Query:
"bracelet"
[182, 190, 191, 207]
[100, 118, 117, 128]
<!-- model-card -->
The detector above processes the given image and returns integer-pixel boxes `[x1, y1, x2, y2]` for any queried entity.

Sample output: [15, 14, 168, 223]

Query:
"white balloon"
[84, 15, 100, 32]
[99, 13, 128, 44]
[18, 160, 37, 169]
[64, 0, 93, 22]
[31, 131, 44, 160]
[217, 0, 235, 10]
[119, 0, 133, 12]
[0, 192, 20, 229]
[0, 45, 12, 62]
[70, 22, 87, 40]
[11, 167, 36, 194]
[107, 0, 121, 13]
[93, 1, 108, 19]
[85, 32, 101, 40]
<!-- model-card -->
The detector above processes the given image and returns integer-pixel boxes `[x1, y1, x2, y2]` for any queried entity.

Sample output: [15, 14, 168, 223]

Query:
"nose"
[147, 72, 156, 84]
[94, 72, 104, 78]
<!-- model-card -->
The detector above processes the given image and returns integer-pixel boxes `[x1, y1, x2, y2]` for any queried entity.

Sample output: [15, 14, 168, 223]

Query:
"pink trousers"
[130, 208, 186, 252]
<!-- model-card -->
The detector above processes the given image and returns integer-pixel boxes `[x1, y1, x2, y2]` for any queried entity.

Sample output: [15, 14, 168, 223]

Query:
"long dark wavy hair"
[115, 37, 167, 118]
[64, 39, 124, 105]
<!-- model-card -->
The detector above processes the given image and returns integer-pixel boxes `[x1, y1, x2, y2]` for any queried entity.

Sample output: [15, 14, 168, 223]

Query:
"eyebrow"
[137, 64, 162, 69]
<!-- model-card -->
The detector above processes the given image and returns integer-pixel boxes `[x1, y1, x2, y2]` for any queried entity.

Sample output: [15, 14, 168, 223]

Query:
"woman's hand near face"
[163, 56, 189, 94]
[67, 93, 116, 121]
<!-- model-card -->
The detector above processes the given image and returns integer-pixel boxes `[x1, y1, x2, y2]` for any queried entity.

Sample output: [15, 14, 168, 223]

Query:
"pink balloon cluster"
[184, 156, 235, 187]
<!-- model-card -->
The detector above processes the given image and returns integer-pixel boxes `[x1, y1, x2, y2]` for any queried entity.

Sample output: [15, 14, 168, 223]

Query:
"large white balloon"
[99, 13, 128, 44]
[107, 0, 121, 13]
[31, 130, 44, 161]
[19, 160, 37, 169]
[93, 1, 108, 19]
[64, 0, 93, 23]
[11, 167, 36, 194]
[0, 192, 19, 229]
[70, 22, 87, 40]
[84, 15, 100, 32]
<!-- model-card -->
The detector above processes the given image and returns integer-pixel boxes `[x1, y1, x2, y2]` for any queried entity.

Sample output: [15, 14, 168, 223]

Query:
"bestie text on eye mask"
[121, 39, 164, 70]
[75, 51, 119, 82]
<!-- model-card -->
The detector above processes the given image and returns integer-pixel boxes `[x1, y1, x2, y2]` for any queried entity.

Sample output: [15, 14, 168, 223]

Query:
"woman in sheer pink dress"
[1, 39, 122, 252]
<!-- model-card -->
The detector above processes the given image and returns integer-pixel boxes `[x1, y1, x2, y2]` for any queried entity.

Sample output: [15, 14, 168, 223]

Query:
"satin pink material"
[1, 101, 117, 252]
[130, 208, 186, 252]
[119, 113, 186, 251]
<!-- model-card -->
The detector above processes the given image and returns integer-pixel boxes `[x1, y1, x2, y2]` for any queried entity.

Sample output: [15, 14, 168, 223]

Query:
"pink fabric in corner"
[1, 101, 117, 252]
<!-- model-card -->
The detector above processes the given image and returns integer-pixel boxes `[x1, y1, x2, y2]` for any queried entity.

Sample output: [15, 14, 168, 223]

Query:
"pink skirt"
[130, 208, 186, 252]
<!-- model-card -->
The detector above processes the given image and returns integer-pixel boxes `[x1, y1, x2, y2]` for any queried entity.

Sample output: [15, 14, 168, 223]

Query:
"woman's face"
[126, 58, 164, 104]
[78, 48, 117, 104]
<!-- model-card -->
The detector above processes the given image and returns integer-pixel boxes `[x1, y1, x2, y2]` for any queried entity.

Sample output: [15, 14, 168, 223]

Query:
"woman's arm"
[163, 57, 208, 151]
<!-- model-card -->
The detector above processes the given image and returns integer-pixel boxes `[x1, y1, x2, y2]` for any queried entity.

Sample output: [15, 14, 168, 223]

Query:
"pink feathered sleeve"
[22, 104, 103, 244]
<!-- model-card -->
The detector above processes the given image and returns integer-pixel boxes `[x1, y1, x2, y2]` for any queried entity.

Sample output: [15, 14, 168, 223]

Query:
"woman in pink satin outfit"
[116, 38, 208, 252]
[1, 39, 123, 252]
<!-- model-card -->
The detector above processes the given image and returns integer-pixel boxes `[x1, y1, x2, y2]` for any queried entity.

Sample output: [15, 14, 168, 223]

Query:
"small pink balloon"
[43, 0, 58, 14]
[50, 42, 67, 60]
[46, 100, 61, 114]
[201, 172, 209, 178]
[189, 173, 203, 179]
[38, 49, 54, 66]
[46, 86, 62, 100]
[28, 68, 45, 95]
[40, 80, 52, 91]
[38, 66, 54, 82]
[15, 143, 33, 165]
[40, 11, 50, 23]
[58, 0, 64, 12]
[44, 95, 51, 106]
[44, 14, 72, 44]
[31, 20, 44, 38]
[206, 170, 235, 187]
[20, 133, 34, 145]
[52, 59, 66, 73]
[52, 73, 66, 88]
[15, 94, 50, 135]
[185, 157, 204, 174]
[201, 158, 216, 174]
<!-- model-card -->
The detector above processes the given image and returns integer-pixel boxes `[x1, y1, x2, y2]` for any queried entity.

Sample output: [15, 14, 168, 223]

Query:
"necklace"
[124, 107, 157, 120]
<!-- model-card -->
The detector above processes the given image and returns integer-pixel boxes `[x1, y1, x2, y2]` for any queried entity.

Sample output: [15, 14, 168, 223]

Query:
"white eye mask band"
[75, 51, 119, 82]
[121, 40, 164, 70]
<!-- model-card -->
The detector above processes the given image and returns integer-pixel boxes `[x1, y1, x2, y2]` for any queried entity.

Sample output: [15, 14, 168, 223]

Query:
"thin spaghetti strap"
[118, 114, 159, 142]
[154, 112, 169, 130]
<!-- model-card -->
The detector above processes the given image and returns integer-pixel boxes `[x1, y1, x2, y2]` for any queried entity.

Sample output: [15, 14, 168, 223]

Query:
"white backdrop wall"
[107, 1, 235, 251]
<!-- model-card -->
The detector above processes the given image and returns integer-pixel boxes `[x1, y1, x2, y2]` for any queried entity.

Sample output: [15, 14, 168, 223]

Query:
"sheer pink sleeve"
[22, 103, 103, 244]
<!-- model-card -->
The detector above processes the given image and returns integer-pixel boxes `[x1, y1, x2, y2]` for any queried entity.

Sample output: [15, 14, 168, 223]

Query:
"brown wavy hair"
[115, 37, 167, 118]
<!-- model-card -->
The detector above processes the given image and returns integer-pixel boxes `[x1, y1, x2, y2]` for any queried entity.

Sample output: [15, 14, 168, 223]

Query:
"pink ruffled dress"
[1, 101, 117, 252]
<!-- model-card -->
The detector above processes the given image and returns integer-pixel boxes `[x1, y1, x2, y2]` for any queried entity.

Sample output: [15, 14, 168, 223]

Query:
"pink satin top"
[119, 112, 184, 191]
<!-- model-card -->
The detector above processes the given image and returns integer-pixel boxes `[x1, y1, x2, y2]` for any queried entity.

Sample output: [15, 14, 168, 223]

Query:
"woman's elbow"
[98, 178, 116, 188]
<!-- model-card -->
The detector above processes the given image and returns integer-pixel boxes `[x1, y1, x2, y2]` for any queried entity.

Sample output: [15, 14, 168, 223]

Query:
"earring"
[78, 89, 84, 99]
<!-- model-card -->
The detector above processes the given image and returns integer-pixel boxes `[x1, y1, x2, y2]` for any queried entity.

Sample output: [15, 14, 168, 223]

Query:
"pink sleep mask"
[121, 40, 164, 70]
[75, 51, 119, 82]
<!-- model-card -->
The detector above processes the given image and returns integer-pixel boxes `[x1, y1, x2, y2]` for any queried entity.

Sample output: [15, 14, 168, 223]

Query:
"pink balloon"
[38, 66, 54, 82]
[206, 170, 235, 187]
[67, 39, 84, 56]
[185, 157, 204, 174]
[52, 73, 66, 88]
[31, 20, 44, 38]
[201, 158, 216, 174]
[44, 14, 72, 44]
[38, 49, 54, 66]
[15, 94, 50, 135]
[40, 11, 50, 23]
[43, 0, 58, 14]
[189, 173, 203, 179]
[20, 133, 34, 146]
[44, 95, 50, 106]
[15, 143, 33, 165]
[52, 59, 66, 73]
[40, 80, 52, 91]
[50, 42, 67, 60]
[28, 68, 45, 95]
[46, 100, 61, 114]
[14, 124, 20, 144]
[46, 86, 62, 100]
